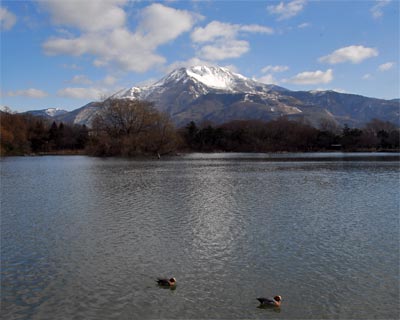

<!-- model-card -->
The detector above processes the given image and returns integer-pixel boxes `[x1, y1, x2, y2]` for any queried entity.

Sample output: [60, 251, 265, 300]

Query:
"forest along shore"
[1, 100, 399, 157]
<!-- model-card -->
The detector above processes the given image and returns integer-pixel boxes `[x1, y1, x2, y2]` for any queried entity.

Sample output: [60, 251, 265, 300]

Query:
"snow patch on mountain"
[45, 108, 68, 117]
[25, 107, 68, 118]
[185, 66, 239, 90]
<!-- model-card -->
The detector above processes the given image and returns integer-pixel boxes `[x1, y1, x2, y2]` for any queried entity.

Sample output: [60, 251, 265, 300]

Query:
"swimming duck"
[257, 295, 282, 307]
[156, 277, 176, 287]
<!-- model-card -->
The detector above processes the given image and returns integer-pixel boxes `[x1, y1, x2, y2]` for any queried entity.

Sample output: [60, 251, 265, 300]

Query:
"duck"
[156, 277, 176, 287]
[257, 295, 282, 307]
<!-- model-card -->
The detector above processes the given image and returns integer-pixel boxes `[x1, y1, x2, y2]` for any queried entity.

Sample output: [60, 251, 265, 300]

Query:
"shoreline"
[2, 149, 400, 159]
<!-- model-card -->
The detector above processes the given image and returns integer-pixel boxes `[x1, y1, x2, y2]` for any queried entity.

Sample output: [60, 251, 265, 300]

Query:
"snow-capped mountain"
[107, 65, 313, 126]
[113, 65, 287, 101]
[50, 65, 399, 128]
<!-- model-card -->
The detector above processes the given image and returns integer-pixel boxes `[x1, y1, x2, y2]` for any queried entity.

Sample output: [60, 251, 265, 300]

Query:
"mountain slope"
[55, 101, 103, 126]
[285, 90, 399, 127]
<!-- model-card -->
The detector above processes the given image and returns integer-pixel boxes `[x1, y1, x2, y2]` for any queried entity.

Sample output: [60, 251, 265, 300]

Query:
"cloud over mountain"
[42, 3, 201, 72]
[191, 21, 273, 61]
[285, 69, 333, 85]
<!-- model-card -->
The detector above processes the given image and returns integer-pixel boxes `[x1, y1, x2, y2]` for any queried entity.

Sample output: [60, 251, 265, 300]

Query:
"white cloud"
[238, 24, 274, 34]
[378, 61, 395, 71]
[370, 0, 391, 19]
[257, 74, 278, 85]
[62, 63, 81, 70]
[191, 21, 273, 43]
[267, 0, 307, 20]
[191, 21, 273, 61]
[41, 0, 127, 32]
[7, 88, 48, 98]
[261, 65, 289, 73]
[44, 28, 167, 72]
[57, 87, 108, 100]
[319, 45, 378, 64]
[297, 22, 310, 29]
[0, 7, 17, 31]
[199, 39, 249, 60]
[70, 75, 93, 85]
[285, 69, 333, 85]
[257, 65, 289, 84]
[362, 73, 373, 80]
[191, 21, 237, 43]
[138, 3, 203, 46]
[42, 3, 201, 72]
[59, 74, 120, 100]
[101, 75, 118, 86]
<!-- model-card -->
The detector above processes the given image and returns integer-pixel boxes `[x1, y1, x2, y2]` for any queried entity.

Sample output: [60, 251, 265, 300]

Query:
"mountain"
[284, 90, 400, 127]
[26, 108, 68, 119]
[54, 102, 102, 126]
[53, 65, 399, 128]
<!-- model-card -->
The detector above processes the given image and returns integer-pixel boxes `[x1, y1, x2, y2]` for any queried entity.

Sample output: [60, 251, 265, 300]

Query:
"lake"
[1, 153, 399, 319]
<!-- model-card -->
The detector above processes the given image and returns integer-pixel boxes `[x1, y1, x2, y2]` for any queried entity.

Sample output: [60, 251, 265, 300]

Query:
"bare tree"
[90, 99, 178, 156]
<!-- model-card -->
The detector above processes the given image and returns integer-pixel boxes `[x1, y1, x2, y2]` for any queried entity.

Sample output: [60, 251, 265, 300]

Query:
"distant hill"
[25, 108, 68, 119]
[284, 90, 399, 127]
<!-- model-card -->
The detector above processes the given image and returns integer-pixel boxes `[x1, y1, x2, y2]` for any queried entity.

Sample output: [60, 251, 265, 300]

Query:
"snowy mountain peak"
[112, 65, 289, 102]
[154, 65, 247, 90]
[187, 65, 247, 89]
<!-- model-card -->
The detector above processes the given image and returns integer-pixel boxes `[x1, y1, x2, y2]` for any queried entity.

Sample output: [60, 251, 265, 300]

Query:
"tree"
[0, 111, 30, 155]
[143, 112, 180, 155]
[364, 119, 399, 150]
[184, 121, 199, 149]
[341, 124, 363, 150]
[29, 120, 48, 152]
[90, 99, 178, 156]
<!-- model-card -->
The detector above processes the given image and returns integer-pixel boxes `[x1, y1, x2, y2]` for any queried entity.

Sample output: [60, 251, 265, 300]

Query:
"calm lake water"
[1, 153, 399, 319]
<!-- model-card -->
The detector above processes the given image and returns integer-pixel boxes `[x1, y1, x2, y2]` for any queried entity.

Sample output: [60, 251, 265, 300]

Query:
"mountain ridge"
[26, 65, 399, 128]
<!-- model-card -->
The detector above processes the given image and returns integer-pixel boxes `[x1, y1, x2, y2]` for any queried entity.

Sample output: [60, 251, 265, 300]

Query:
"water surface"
[1, 153, 399, 319]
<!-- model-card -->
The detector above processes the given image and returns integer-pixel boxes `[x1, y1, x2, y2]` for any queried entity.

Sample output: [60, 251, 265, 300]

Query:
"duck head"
[273, 296, 282, 306]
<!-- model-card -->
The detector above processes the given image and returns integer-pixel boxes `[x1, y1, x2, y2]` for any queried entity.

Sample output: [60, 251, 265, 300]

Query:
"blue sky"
[1, 0, 399, 112]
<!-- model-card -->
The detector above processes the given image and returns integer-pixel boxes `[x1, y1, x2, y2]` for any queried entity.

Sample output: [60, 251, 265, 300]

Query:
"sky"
[0, 0, 399, 112]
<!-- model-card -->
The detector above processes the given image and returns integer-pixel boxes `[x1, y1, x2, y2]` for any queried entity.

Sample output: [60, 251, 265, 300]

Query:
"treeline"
[86, 99, 400, 155]
[0, 111, 88, 156]
[1, 100, 399, 156]
[181, 118, 399, 152]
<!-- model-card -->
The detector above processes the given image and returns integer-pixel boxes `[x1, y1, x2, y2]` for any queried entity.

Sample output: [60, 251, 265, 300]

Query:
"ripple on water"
[1, 156, 399, 319]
